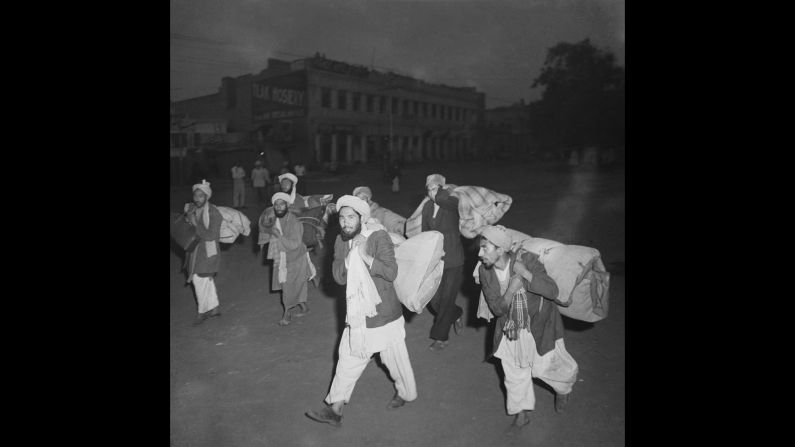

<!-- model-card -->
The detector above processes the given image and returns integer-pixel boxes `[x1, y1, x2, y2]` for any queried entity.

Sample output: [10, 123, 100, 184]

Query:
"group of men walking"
[178, 170, 578, 435]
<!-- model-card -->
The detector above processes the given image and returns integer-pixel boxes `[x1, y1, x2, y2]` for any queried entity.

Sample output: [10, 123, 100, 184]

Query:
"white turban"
[352, 186, 373, 201]
[426, 174, 446, 188]
[336, 195, 371, 221]
[271, 192, 292, 205]
[192, 179, 212, 199]
[479, 225, 512, 251]
[278, 173, 298, 185]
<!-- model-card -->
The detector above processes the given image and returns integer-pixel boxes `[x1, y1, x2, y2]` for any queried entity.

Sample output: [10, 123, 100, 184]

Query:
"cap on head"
[335, 195, 371, 221]
[192, 179, 212, 199]
[271, 192, 292, 205]
[479, 225, 512, 251]
[352, 186, 373, 201]
[426, 174, 446, 188]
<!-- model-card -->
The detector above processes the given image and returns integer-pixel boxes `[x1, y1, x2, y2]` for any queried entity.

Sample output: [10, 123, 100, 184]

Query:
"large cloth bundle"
[475, 230, 610, 323]
[405, 185, 512, 239]
[215, 206, 252, 243]
[392, 231, 445, 313]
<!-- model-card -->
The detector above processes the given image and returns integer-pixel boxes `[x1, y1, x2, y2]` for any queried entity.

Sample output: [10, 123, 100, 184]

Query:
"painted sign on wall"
[252, 72, 307, 122]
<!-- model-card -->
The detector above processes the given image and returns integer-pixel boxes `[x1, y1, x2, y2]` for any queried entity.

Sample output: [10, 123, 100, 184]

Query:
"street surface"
[170, 159, 625, 447]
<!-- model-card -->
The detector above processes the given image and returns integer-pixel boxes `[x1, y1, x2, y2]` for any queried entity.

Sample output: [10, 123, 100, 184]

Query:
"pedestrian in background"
[294, 163, 308, 195]
[390, 161, 401, 193]
[251, 160, 270, 205]
[420, 174, 465, 350]
[258, 192, 315, 326]
[231, 162, 246, 209]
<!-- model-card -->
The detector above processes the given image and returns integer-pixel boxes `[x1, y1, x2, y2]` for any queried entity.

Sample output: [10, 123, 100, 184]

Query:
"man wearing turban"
[183, 180, 223, 325]
[352, 186, 407, 235]
[277, 172, 308, 211]
[477, 225, 578, 435]
[420, 173, 466, 350]
[258, 192, 316, 326]
[306, 195, 416, 427]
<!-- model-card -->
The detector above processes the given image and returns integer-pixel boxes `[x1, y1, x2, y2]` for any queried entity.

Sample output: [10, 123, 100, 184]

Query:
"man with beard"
[422, 174, 465, 350]
[259, 192, 316, 326]
[352, 186, 407, 235]
[183, 180, 223, 326]
[476, 225, 578, 435]
[278, 172, 308, 211]
[306, 195, 416, 427]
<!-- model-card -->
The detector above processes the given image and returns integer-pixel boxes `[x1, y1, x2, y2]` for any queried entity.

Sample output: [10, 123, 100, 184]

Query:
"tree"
[529, 39, 625, 152]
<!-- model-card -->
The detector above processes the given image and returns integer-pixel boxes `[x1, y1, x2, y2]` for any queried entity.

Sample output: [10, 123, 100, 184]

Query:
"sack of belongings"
[170, 212, 200, 252]
[215, 206, 252, 243]
[475, 229, 610, 323]
[405, 185, 512, 239]
[392, 231, 445, 313]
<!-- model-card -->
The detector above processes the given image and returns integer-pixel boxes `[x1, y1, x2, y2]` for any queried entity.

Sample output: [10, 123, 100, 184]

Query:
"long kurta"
[259, 208, 311, 309]
[185, 204, 223, 278]
[479, 251, 564, 358]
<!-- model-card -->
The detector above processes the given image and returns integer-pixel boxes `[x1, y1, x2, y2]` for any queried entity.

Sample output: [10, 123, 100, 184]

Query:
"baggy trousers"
[428, 265, 464, 341]
[326, 318, 417, 405]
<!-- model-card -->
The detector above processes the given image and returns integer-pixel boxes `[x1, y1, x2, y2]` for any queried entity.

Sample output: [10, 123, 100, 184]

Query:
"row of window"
[320, 87, 475, 123]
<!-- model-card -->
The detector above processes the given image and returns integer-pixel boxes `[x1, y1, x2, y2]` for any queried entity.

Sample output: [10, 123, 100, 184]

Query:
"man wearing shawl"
[477, 225, 578, 435]
[184, 180, 223, 326]
[422, 173, 465, 350]
[352, 186, 407, 235]
[259, 192, 316, 326]
[306, 195, 417, 427]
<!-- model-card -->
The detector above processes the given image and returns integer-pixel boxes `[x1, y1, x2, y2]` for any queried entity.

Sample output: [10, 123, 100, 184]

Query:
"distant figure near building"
[306, 195, 417, 427]
[231, 162, 246, 209]
[476, 225, 578, 435]
[390, 162, 401, 193]
[183, 180, 223, 326]
[294, 163, 307, 195]
[251, 161, 271, 205]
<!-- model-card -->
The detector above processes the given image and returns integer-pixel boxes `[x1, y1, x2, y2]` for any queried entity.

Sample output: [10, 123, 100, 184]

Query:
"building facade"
[172, 55, 486, 169]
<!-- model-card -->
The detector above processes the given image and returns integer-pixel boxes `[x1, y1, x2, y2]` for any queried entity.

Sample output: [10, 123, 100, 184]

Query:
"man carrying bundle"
[421, 173, 465, 350]
[278, 172, 307, 211]
[259, 192, 315, 326]
[351, 186, 407, 235]
[184, 180, 223, 326]
[306, 195, 416, 427]
[476, 225, 578, 435]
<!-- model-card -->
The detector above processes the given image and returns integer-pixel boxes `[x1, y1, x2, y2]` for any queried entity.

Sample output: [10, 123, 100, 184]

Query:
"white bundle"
[216, 206, 252, 243]
[392, 231, 445, 313]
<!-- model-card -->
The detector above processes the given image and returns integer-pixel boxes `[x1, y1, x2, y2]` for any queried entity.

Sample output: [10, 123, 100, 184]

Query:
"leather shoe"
[207, 307, 221, 318]
[387, 394, 406, 410]
[453, 317, 463, 335]
[429, 340, 448, 351]
[555, 393, 569, 413]
[306, 406, 342, 427]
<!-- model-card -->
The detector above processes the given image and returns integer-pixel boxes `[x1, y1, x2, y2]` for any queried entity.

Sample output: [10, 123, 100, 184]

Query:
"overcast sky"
[170, 0, 624, 109]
